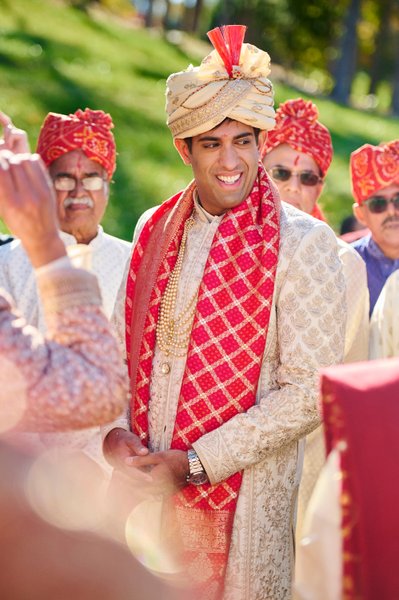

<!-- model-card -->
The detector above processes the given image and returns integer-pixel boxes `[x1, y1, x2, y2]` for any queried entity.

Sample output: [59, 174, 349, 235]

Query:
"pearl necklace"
[157, 215, 198, 360]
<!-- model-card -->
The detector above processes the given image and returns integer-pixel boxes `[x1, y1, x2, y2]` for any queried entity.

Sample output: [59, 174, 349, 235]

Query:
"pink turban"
[36, 108, 116, 179]
[350, 140, 399, 204]
[262, 98, 333, 176]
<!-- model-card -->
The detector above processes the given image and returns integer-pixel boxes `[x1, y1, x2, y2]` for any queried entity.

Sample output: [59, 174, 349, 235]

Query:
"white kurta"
[369, 269, 399, 359]
[111, 200, 346, 599]
[0, 226, 131, 469]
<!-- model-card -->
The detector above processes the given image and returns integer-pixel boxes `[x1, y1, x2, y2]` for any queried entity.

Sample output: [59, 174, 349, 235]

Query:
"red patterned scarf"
[125, 164, 279, 598]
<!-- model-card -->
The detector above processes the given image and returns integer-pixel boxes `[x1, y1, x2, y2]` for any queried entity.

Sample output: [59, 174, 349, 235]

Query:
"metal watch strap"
[186, 448, 207, 484]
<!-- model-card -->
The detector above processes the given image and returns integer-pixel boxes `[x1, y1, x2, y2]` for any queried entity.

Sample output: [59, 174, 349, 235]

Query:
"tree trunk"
[190, 0, 204, 33]
[391, 13, 399, 115]
[163, 0, 172, 30]
[330, 0, 362, 104]
[368, 0, 393, 95]
[145, 0, 154, 28]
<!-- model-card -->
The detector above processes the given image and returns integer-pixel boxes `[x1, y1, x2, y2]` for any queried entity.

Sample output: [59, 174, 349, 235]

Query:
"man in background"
[0, 109, 131, 468]
[350, 140, 399, 314]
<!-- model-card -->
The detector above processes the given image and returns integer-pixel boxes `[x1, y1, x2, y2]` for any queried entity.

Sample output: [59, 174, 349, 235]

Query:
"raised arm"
[0, 150, 127, 431]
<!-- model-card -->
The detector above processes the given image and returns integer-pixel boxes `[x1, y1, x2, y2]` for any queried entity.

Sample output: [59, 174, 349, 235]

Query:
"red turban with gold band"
[262, 98, 333, 177]
[350, 140, 399, 205]
[36, 108, 116, 180]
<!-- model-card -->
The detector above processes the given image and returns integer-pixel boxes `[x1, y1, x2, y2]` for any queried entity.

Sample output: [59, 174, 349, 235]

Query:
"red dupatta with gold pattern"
[125, 164, 279, 598]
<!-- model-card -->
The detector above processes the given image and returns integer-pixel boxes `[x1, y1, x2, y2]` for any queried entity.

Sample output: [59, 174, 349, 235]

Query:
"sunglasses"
[363, 193, 399, 214]
[53, 175, 106, 192]
[268, 166, 322, 187]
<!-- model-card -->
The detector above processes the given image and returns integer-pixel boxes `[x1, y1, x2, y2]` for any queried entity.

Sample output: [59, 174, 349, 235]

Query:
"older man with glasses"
[0, 108, 131, 470]
[262, 98, 369, 363]
[351, 140, 399, 314]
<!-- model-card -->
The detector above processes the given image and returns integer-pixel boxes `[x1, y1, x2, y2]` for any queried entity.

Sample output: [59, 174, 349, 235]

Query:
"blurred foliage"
[0, 0, 398, 240]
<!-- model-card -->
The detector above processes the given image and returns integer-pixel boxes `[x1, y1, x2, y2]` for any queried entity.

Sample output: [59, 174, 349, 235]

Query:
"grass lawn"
[1, 0, 399, 239]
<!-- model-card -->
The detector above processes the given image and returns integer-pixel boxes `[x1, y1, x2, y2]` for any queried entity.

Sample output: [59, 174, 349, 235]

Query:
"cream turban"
[166, 26, 275, 139]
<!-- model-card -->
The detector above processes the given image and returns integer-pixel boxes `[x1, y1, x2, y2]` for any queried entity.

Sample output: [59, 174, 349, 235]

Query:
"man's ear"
[174, 138, 191, 165]
[353, 203, 367, 226]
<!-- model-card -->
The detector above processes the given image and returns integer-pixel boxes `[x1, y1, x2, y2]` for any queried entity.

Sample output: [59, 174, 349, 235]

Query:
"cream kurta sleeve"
[193, 223, 346, 484]
[0, 267, 127, 433]
[337, 239, 369, 363]
[369, 269, 399, 359]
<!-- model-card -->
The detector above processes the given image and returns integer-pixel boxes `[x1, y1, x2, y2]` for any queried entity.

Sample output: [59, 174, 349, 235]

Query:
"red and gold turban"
[36, 108, 116, 179]
[262, 98, 333, 176]
[166, 25, 275, 138]
[350, 140, 399, 205]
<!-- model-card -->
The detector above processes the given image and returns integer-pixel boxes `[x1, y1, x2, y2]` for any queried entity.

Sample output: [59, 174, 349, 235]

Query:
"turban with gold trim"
[36, 108, 116, 179]
[166, 25, 275, 139]
[262, 98, 332, 177]
[350, 140, 399, 205]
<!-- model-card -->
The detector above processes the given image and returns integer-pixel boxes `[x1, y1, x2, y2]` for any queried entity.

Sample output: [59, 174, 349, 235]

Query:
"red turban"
[262, 98, 333, 176]
[350, 140, 399, 205]
[36, 108, 116, 179]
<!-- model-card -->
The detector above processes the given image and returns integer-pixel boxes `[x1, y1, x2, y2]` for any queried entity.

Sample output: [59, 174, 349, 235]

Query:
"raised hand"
[0, 112, 30, 154]
[0, 150, 65, 267]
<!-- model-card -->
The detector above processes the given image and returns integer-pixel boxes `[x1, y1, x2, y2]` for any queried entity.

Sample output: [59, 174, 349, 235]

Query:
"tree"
[330, 0, 362, 104]
[367, 0, 394, 95]
[391, 5, 399, 115]
[144, 0, 155, 28]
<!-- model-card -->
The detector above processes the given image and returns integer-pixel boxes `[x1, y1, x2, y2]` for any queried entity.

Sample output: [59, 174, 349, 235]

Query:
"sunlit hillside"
[1, 0, 399, 237]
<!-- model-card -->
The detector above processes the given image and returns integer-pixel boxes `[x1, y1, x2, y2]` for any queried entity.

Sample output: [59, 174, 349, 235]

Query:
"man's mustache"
[382, 216, 399, 226]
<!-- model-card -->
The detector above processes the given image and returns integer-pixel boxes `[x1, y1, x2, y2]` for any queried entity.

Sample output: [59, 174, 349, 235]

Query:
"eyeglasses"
[363, 193, 399, 214]
[268, 166, 322, 187]
[52, 175, 106, 192]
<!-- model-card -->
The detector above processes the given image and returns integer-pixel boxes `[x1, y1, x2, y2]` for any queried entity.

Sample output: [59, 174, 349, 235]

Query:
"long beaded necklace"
[156, 215, 198, 372]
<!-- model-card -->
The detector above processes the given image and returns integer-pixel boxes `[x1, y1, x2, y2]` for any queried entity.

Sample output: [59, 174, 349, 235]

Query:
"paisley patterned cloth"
[36, 108, 116, 179]
[350, 140, 399, 204]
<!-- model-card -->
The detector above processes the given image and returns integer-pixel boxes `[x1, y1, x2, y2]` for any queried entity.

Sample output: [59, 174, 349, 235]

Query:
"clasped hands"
[104, 428, 190, 497]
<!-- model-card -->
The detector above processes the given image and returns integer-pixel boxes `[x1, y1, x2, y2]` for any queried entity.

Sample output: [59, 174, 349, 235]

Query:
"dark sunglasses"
[363, 192, 399, 214]
[268, 166, 322, 187]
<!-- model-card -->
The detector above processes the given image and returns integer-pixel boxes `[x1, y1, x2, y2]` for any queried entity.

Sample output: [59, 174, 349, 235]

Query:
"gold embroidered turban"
[166, 25, 275, 139]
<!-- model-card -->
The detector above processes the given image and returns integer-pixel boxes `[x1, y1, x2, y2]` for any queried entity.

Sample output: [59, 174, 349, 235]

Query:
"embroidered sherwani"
[111, 200, 346, 599]
[296, 237, 369, 538]
[0, 227, 131, 469]
[0, 267, 126, 432]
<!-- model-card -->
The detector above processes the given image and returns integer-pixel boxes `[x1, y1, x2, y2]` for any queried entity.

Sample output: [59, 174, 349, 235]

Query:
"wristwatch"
[186, 449, 208, 486]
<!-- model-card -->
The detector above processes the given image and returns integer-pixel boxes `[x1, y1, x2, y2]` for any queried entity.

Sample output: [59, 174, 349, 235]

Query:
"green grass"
[1, 0, 399, 238]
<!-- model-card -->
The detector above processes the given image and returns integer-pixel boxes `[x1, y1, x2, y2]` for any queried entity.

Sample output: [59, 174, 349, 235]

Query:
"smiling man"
[350, 140, 399, 313]
[103, 26, 346, 600]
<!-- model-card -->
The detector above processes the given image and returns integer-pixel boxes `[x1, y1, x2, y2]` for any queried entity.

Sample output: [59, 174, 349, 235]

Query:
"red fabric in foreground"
[321, 358, 399, 600]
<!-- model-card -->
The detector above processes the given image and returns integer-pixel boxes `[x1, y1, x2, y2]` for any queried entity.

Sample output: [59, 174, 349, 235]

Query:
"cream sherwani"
[0, 227, 131, 470]
[369, 269, 399, 359]
[110, 200, 346, 599]
[296, 237, 369, 537]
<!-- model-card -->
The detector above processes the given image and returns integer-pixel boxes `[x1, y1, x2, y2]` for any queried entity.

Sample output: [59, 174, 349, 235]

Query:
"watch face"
[189, 471, 208, 486]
